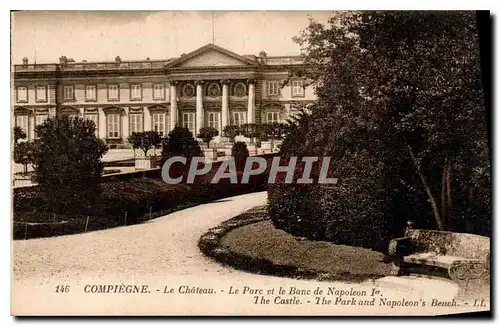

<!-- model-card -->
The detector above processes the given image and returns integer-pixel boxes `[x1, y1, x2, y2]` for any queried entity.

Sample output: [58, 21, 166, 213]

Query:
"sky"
[11, 11, 334, 64]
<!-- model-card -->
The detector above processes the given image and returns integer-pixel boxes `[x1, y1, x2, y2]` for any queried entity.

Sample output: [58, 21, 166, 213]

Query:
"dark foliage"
[13, 162, 274, 239]
[13, 126, 26, 143]
[268, 11, 490, 251]
[197, 126, 219, 148]
[223, 125, 240, 142]
[161, 126, 202, 162]
[14, 141, 36, 175]
[31, 115, 108, 215]
[127, 131, 162, 156]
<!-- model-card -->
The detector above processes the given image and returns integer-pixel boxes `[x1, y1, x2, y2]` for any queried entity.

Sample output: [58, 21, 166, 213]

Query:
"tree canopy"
[270, 11, 490, 243]
[32, 115, 108, 214]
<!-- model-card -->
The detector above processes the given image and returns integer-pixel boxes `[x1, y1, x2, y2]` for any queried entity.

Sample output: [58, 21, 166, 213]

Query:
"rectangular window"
[267, 81, 279, 96]
[130, 84, 142, 100]
[130, 113, 144, 134]
[35, 114, 48, 127]
[107, 113, 121, 139]
[152, 113, 166, 137]
[36, 86, 47, 102]
[63, 85, 74, 100]
[153, 84, 165, 100]
[85, 85, 97, 101]
[231, 112, 246, 127]
[291, 80, 304, 97]
[208, 112, 220, 132]
[182, 112, 195, 135]
[266, 112, 280, 123]
[85, 114, 99, 136]
[16, 87, 28, 102]
[108, 85, 119, 101]
[16, 115, 29, 136]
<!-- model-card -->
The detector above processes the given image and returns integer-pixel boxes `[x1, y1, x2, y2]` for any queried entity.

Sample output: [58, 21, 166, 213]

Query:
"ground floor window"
[182, 112, 195, 135]
[85, 114, 99, 136]
[35, 114, 48, 127]
[207, 112, 220, 132]
[130, 113, 143, 134]
[231, 111, 246, 127]
[107, 113, 121, 139]
[16, 115, 29, 138]
[152, 112, 166, 137]
[266, 111, 280, 123]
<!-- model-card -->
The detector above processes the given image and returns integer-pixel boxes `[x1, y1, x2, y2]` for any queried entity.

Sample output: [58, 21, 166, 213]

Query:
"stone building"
[12, 44, 316, 147]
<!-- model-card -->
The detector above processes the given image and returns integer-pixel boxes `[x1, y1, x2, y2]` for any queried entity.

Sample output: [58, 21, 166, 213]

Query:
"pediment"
[166, 44, 257, 68]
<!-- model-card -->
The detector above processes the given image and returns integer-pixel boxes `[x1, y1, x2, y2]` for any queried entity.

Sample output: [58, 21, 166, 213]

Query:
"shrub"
[13, 155, 276, 240]
[240, 123, 260, 141]
[13, 126, 26, 144]
[223, 125, 240, 142]
[267, 152, 402, 252]
[161, 126, 202, 161]
[231, 141, 249, 171]
[31, 115, 108, 215]
[197, 127, 219, 148]
[14, 141, 36, 175]
[127, 131, 162, 157]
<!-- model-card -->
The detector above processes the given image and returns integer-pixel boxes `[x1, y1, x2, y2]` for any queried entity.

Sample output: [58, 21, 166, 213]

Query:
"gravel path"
[12, 192, 488, 316]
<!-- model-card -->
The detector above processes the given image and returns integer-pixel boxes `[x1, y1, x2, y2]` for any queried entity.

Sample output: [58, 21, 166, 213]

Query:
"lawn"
[218, 215, 398, 282]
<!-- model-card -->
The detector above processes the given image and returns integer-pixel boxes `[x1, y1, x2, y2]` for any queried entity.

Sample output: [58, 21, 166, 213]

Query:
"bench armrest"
[448, 259, 490, 284]
[388, 237, 413, 259]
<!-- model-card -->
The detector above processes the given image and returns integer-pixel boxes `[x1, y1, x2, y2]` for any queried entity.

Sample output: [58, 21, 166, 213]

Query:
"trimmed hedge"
[13, 154, 278, 240]
[267, 154, 403, 252]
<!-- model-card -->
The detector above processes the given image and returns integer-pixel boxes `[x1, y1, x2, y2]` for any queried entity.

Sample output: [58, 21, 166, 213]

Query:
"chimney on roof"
[115, 56, 122, 63]
[59, 56, 68, 65]
[22, 57, 28, 65]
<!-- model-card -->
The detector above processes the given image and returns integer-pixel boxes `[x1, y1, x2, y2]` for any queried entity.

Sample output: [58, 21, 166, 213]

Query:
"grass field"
[220, 219, 398, 281]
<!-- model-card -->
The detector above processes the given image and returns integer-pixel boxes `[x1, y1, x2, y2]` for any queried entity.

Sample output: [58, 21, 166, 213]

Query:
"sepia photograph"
[10, 9, 491, 316]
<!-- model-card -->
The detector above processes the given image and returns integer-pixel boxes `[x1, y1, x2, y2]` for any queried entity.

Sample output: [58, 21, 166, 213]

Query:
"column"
[195, 80, 204, 135]
[29, 113, 35, 140]
[98, 108, 106, 139]
[247, 79, 255, 124]
[221, 79, 229, 132]
[169, 81, 178, 131]
[144, 107, 151, 132]
[122, 107, 129, 141]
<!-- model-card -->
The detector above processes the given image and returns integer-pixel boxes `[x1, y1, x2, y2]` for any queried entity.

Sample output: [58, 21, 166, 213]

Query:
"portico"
[164, 43, 260, 137]
[168, 78, 256, 135]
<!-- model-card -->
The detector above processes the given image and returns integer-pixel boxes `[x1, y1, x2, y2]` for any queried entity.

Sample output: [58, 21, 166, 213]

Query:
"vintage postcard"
[11, 10, 491, 316]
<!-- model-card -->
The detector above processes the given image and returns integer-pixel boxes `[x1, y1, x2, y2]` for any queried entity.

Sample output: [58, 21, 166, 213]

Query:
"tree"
[240, 123, 260, 143]
[264, 122, 285, 150]
[223, 125, 240, 142]
[197, 127, 219, 148]
[127, 131, 162, 157]
[14, 141, 35, 175]
[13, 126, 26, 144]
[32, 115, 108, 215]
[268, 11, 490, 250]
[161, 126, 203, 160]
[127, 132, 141, 159]
[279, 109, 312, 156]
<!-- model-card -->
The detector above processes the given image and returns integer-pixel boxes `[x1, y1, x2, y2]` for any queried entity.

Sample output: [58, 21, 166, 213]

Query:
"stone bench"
[389, 228, 490, 287]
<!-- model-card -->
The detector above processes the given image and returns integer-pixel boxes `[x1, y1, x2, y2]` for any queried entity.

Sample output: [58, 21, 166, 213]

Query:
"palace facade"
[12, 43, 316, 147]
